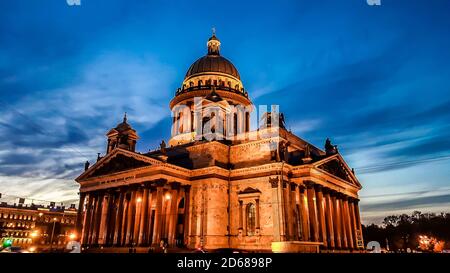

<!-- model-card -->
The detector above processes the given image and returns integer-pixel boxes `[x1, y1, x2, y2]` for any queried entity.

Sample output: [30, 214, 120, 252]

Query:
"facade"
[0, 202, 77, 251]
[75, 33, 364, 252]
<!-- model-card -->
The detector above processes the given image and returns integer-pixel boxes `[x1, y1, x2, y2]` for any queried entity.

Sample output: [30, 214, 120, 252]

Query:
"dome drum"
[169, 88, 252, 109]
[176, 81, 248, 98]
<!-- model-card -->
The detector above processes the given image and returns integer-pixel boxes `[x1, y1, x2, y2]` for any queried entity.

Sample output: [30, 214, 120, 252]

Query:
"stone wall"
[230, 140, 275, 168]
[188, 177, 229, 249]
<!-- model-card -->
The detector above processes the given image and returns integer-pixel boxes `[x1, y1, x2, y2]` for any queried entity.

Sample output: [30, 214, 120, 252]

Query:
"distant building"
[0, 202, 77, 251]
[75, 33, 364, 253]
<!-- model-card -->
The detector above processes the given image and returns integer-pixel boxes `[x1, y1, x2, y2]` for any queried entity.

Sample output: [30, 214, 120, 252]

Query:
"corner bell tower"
[106, 113, 139, 153]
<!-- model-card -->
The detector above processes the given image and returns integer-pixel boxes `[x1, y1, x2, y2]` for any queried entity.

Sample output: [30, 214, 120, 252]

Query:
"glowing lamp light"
[69, 233, 77, 240]
[3, 239, 12, 248]
[28, 246, 36, 252]
[30, 231, 39, 238]
[136, 197, 142, 203]
[38, 212, 43, 217]
[165, 193, 171, 200]
[53, 217, 57, 221]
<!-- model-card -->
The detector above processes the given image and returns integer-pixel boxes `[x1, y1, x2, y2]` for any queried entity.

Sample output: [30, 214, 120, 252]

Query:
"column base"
[271, 241, 322, 253]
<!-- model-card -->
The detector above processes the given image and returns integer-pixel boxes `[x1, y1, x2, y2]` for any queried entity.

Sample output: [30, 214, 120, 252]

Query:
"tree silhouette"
[363, 211, 450, 252]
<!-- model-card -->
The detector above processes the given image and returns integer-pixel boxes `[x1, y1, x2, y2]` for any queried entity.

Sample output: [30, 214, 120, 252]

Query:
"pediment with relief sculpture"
[76, 148, 159, 181]
[313, 154, 361, 188]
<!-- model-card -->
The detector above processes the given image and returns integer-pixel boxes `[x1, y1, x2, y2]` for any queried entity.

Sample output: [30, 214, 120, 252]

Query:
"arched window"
[245, 112, 250, 132]
[233, 113, 238, 136]
[178, 198, 185, 209]
[246, 203, 256, 236]
[210, 112, 216, 133]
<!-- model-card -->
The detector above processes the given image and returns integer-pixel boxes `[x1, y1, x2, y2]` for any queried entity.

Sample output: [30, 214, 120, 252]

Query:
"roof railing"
[175, 85, 248, 98]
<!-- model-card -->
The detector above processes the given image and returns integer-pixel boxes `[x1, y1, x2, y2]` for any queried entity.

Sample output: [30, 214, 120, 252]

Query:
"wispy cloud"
[0, 53, 174, 203]
[290, 119, 322, 134]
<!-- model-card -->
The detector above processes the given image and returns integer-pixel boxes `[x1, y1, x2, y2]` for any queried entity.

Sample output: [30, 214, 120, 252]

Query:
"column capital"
[328, 190, 339, 197]
[182, 184, 191, 190]
[139, 181, 152, 188]
[128, 184, 141, 191]
[282, 180, 289, 189]
[115, 186, 127, 193]
[290, 183, 297, 191]
[304, 180, 315, 188]
[314, 184, 323, 191]
[298, 183, 306, 192]
[169, 182, 181, 190]
[105, 188, 116, 195]
[124, 191, 133, 200]
[338, 193, 348, 200]
[152, 178, 167, 187]
[269, 177, 279, 188]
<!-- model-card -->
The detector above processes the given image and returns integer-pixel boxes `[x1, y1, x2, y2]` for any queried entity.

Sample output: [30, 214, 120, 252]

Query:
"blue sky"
[0, 0, 449, 224]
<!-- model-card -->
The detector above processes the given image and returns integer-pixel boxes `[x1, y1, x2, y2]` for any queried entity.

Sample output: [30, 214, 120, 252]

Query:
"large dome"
[174, 32, 248, 104]
[184, 33, 241, 81]
[185, 55, 240, 80]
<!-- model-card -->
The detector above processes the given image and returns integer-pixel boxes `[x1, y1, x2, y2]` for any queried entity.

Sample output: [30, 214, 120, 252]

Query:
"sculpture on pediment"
[317, 159, 351, 183]
[84, 161, 90, 171]
[325, 138, 338, 155]
[160, 140, 167, 153]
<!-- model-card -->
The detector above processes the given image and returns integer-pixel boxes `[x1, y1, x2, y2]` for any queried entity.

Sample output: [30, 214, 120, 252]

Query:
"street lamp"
[50, 217, 57, 251]
[69, 232, 77, 241]
[30, 230, 39, 238]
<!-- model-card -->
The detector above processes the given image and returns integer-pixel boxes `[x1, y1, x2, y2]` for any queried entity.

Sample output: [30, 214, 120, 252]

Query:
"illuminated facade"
[0, 203, 77, 251]
[75, 33, 364, 252]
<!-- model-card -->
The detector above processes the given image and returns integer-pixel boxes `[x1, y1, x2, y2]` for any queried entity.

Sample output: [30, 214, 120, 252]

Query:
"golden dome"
[184, 33, 241, 82]
[185, 55, 241, 80]
[178, 33, 245, 96]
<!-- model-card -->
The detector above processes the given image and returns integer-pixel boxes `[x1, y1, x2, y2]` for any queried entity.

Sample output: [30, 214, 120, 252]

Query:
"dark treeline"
[362, 211, 450, 252]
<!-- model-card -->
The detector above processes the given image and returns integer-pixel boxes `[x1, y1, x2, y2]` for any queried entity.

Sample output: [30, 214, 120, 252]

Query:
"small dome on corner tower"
[106, 112, 139, 154]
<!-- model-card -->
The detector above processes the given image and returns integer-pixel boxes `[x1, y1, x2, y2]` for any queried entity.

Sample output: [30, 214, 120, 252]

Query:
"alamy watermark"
[67, 0, 81, 6]
[170, 97, 283, 150]
[366, 0, 381, 6]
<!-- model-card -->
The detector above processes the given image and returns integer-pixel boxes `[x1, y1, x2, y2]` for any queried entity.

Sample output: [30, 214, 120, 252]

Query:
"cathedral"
[75, 33, 364, 253]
